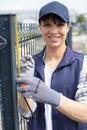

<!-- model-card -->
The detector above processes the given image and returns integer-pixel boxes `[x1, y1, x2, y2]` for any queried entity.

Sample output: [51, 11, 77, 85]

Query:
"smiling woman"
[17, 1, 87, 130]
[39, 14, 70, 51]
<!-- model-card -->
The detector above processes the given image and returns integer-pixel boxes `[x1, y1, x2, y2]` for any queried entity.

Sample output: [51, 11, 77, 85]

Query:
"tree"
[77, 14, 86, 23]
[76, 14, 86, 34]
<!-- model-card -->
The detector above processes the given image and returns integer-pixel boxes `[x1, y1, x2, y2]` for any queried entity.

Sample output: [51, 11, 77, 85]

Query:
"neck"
[45, 44, 67, 71]
[45, 44, 67, 60]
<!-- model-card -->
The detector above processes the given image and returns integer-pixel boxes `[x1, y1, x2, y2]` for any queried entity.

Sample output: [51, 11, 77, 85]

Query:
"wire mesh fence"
[0, 15, 43, 130]
[17, 23, 44, 130]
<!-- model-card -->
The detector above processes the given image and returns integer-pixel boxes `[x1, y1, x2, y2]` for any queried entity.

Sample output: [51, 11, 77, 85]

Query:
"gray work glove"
[18, 55, 35, 78]
[17, 76, 62, 107]
[17, 55, 35, 117]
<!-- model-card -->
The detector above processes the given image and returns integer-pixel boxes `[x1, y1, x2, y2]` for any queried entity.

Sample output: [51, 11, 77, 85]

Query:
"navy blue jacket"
[27, 45, 87, 130]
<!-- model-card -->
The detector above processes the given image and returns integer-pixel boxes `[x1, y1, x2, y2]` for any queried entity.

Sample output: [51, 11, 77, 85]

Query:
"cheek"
[41, 29, 48, 36]
[62, 28, 69, 35]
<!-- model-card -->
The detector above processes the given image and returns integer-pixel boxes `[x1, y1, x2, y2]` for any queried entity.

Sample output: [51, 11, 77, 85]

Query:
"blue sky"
[0, 0, 87, 14]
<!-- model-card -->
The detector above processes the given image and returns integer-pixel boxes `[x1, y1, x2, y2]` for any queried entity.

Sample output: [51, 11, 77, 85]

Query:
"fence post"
[0, 14, 19, 130]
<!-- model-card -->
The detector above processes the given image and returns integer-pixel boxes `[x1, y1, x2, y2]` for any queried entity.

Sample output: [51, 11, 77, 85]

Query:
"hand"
[17, 55, 35, 78]
[17, 76, 61, 107]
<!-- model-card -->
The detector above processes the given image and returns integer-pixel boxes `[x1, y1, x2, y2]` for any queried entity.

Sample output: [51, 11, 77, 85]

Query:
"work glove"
[18, 55, 35, 78]
[17, 55, 36, 118]
[17, 76, 62, 108]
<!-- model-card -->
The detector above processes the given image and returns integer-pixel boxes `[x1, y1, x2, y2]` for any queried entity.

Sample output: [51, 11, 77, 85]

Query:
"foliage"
[77, 14, 86, 23]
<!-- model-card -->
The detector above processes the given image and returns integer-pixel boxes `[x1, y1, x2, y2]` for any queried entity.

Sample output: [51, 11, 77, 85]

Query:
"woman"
[17, 1, 87, 130]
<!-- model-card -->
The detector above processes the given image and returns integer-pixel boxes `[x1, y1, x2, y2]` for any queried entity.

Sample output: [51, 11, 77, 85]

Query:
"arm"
[17, 76, 87, 123]
[18, 94, 36, 118]
[19, 94, 34, 112]
[57, 95, 87, 123]
[58, 55, 87, 123]
[17, 55, 87, 122]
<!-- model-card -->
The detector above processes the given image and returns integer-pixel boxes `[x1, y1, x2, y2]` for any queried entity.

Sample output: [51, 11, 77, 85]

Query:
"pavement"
[72, 34, 87, 53]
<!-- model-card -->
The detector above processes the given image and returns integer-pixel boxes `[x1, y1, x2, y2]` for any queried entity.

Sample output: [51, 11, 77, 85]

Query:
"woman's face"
[39, 15, 70, 48]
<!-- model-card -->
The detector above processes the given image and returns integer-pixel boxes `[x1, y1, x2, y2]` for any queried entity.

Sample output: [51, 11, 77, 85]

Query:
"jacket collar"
[58, 45, 76, 69]
[33, 45, 76, 79]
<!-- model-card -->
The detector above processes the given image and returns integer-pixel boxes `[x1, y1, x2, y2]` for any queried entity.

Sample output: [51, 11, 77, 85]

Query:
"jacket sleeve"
[75, 55, 87, 103]
[18, 101, 37, 119]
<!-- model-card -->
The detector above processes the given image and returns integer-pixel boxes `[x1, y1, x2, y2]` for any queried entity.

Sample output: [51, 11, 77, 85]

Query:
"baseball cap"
[38, 1, 70, 23]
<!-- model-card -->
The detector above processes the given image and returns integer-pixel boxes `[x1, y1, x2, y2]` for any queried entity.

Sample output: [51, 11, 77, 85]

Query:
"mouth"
[48, 36, 60, 42]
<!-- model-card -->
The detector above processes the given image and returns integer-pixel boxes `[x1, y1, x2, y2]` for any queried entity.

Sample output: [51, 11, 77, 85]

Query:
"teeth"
[50, 36, 60, 38]
[50, 37, 58, 40]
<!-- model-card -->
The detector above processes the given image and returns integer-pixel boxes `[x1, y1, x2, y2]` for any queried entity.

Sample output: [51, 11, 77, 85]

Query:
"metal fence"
[0, 14, 42, 130]
[18, 23, 42, 130]
[18, 22, 42, 56]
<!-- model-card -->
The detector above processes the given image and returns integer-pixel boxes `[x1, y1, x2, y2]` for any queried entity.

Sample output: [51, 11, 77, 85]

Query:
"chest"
[51, 65, 81, 99]
[45, 57, 62, 71]
[35, 64, 81, 99]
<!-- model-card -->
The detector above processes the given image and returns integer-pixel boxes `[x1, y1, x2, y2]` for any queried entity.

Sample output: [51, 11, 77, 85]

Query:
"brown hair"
[39, 13, 66, 24]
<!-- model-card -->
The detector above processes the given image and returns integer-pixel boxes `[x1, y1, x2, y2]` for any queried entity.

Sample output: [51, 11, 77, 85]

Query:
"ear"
[38, 24, 41, 30]
[67, 23, 71, 33]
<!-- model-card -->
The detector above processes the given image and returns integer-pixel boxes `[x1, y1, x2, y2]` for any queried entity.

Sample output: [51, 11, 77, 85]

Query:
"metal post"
[0, 14, 19, 130]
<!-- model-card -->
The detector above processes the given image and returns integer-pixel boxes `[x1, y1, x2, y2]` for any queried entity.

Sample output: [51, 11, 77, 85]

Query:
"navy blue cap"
[39, 1, 69, 23]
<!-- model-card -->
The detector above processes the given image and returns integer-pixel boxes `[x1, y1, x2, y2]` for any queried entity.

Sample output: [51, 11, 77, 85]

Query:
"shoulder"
[73, 50, 84, 60]
[66, 46, 85, 68]
[67, 45, 84, 61]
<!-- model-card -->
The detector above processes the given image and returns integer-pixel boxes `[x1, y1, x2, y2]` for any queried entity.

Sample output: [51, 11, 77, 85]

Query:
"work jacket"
[27, 45, 87, 130]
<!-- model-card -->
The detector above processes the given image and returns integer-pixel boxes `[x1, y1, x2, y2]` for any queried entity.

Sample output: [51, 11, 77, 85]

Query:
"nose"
[49, 25, 58, 34]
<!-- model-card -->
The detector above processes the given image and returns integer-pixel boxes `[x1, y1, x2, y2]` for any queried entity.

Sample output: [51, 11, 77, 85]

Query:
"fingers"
[24, 55, 33, 61]
[21, 55, 35, 69]
[17, 85, 29, 92]
[17, 77, 29, 84]
[21, 57, 26, 62]
[26, 61, 34, 68]
[17, 83, 35, 99]
[22, 55, 34, 65]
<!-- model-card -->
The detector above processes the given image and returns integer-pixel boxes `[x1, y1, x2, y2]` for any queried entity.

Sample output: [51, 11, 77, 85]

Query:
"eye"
[56, 23, 65, 27]
[42, 23, 51, 27]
